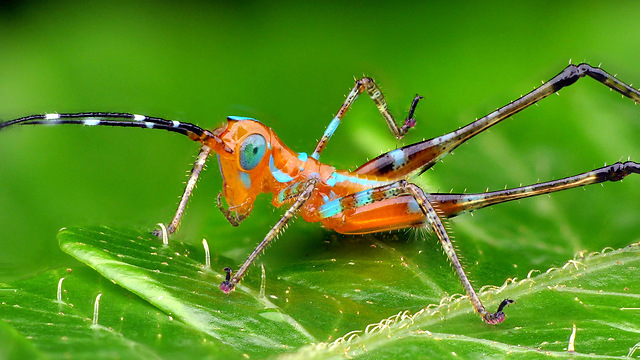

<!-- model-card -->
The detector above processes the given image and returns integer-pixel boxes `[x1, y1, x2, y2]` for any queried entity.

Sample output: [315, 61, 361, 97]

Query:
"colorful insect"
[1, 63, 638, 324]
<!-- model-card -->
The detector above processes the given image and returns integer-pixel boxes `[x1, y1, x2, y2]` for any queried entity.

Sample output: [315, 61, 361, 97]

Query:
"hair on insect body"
[2, 63, 639, 324]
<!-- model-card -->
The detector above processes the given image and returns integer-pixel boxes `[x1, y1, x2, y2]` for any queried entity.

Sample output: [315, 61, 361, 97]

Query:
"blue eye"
[239, 134, 267, 171]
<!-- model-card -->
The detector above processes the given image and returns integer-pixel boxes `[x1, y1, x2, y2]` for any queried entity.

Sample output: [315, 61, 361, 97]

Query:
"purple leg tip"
[220, 267, 234, 293]
[483, 299, 514, 325]
[484, 312, 506, 325]
[220, 281, 234, 294]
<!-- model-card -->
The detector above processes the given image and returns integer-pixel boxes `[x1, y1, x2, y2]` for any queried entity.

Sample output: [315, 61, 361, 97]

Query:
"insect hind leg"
[403, 182, 513, 324]
[429, 161, 640, 218]
[319, 180, 513, 324]
[356, 63, 640, 179]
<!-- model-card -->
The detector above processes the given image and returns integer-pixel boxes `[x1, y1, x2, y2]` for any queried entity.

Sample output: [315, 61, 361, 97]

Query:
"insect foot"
[483, 299, 515, 325]
[402, 94, 423, 130]
[220, 267, 235, 293]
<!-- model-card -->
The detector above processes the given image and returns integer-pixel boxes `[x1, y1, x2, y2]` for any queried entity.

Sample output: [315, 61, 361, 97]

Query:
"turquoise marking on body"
[277, 181, 303, 203]
[326, 172, 386, 188]
[297, 152, 308, 170]
[227, 116, 260, 122]
[319, 199, 343, 218]
[269, 155, 294, 183]
[323, 116, 340, 139]
[321, 194, 330, 203]
[354, 189, 374, 207]
[239, 172, 251, 189]
[389, 149, 406, 170]
[326, 175, 337, 187]
[407, 199, 422, 214]
[276, 184, 291, 203]
[311, 116, 341, 160]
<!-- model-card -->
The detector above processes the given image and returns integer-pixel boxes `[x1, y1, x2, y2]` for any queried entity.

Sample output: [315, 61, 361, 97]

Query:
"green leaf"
[2, 226, 639, 359]
[57, 227, 317, 355]
[0, 267, 242, 359]
[285, 243, 640, 359]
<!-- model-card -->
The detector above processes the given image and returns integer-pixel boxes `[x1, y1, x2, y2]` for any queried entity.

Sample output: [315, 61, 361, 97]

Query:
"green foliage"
[1, 1, 640, 359]
[1, 226, 638, 359]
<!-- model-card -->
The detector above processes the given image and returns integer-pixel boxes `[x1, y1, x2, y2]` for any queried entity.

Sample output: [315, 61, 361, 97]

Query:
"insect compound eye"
[238, 133, 267, 171]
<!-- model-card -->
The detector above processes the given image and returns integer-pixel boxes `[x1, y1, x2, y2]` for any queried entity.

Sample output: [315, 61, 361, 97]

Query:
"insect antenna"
[0, 112, 209, 141]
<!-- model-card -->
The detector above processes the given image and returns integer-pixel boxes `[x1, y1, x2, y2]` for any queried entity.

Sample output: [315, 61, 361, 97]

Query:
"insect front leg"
[154, 145, 211, 236]
[216, 192, 249, 226]
[311, 77, 422, 160]
[220, 178, 318, 293]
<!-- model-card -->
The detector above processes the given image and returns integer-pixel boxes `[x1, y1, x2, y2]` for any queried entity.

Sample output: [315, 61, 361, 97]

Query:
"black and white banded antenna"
[0, 112, 209, 140]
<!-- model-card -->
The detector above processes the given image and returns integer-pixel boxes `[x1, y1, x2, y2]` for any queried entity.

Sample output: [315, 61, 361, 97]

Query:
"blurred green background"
[0, 0, 639, 288]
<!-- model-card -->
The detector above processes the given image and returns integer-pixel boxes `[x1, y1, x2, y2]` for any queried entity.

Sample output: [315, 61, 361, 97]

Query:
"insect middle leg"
[311, 77, 422, 160]
[320, 180, 512, 324]
[355, 63, 640, 179]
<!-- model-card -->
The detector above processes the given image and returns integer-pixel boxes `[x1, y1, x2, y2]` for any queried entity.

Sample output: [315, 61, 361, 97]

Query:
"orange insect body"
[4, 64, 639, 325]
[209, 118, 426, 236]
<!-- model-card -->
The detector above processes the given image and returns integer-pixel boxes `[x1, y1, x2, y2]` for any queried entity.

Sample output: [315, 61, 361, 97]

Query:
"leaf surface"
[2, 226, 638, 359]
